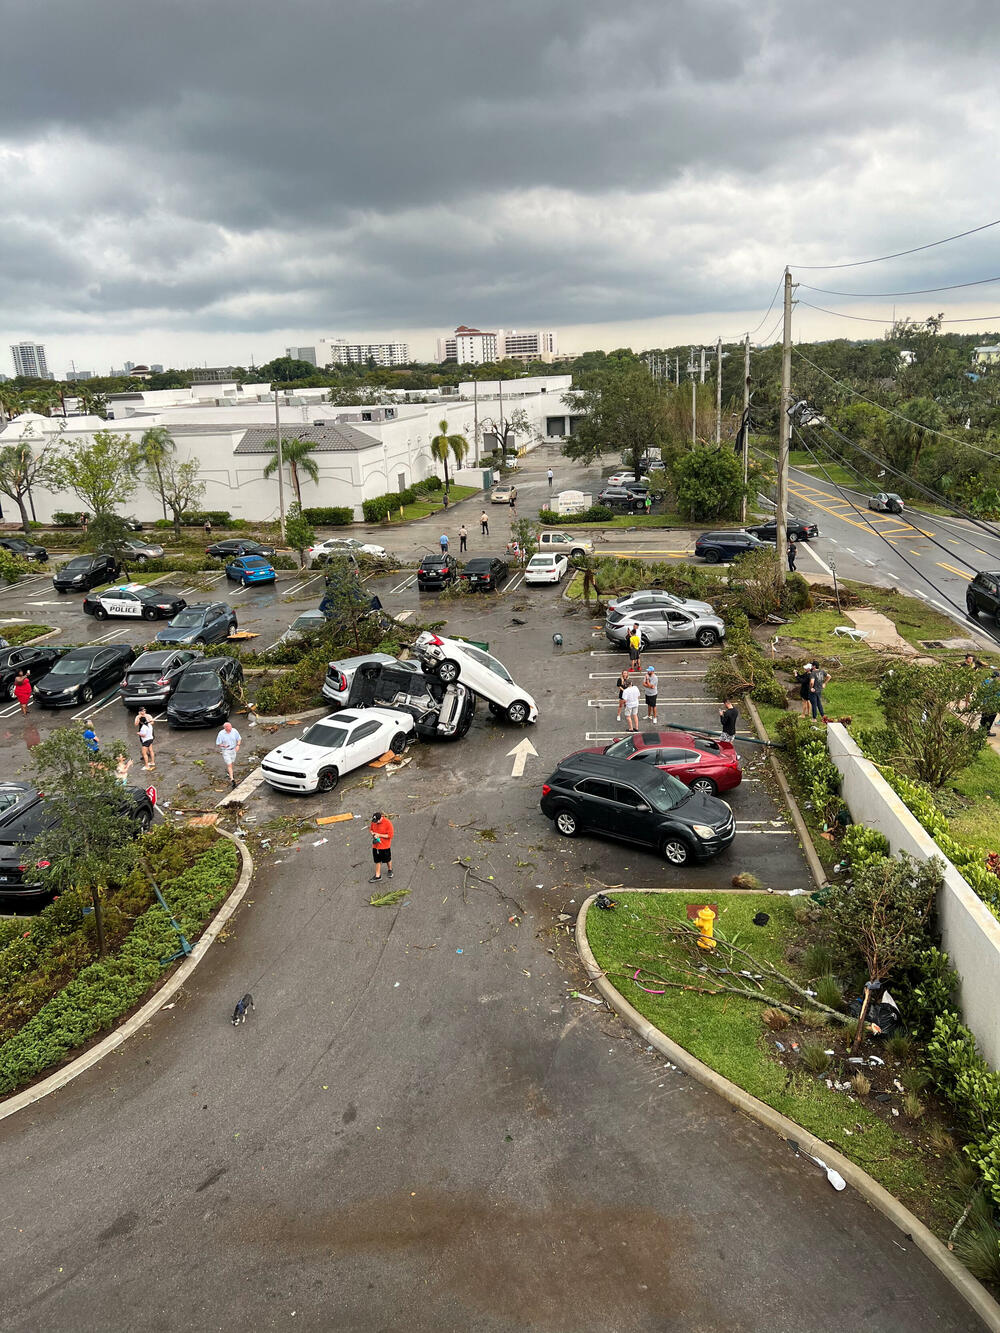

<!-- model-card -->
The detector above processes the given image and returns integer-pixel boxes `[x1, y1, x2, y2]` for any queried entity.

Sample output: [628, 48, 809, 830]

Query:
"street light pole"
[740, 331, 751, 524]
[273, 387, 287, 543]
[715, 335, 723, 445]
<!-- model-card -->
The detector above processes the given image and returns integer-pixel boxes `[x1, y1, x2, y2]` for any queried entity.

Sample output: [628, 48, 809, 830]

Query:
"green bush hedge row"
[0, 837, 238, 1096]
[302, 506, 353, 525]
[362, 477, 444, 523]
[538, 505, 615, 525]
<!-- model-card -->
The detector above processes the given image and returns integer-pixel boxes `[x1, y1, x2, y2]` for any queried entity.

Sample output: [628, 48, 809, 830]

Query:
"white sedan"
[307, 537, 388, 562]
[413, 631, 538, 724]
[607, 472, 650, 487]
[525, 553, 569, 585]
[260, 707, 414, 793]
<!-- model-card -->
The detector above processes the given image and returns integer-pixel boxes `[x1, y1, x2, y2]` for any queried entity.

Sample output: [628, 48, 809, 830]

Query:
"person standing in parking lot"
[622, 680, 641, 732]
[13, 669, 31, 716]
[458, 524, 468, 553]
[643, 666, 658, 722]
[216, 720, 242, 787]
[627, 625, 642, 673]
[720, 698, 740, 741]
[615, 666, 631, 724]
[547, 468, 553, 488]
[509, 488, 517, 515]
[480, 510, 489, 536]
[440, 532, 449, 555]
[369, 810, 394, 883]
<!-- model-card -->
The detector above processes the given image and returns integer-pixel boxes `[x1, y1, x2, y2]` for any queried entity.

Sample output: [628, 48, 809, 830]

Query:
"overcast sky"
[2, 0, 999, 377]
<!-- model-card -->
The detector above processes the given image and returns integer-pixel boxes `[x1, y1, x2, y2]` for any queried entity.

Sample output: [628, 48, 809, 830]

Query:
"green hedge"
[538, 505, 615, 525]
[0, 837, 238, 1096]
[303, 506, 353, 525]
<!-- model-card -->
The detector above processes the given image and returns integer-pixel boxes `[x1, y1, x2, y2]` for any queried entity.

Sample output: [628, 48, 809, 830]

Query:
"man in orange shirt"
[369, 810, 394, 883]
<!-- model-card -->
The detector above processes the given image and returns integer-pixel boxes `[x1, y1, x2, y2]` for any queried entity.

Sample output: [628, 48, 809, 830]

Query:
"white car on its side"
[260, 707, 415, 793]
[413, 632, 538, 724]
[525, 553, 569, 585]
[307, 537, 388, 562]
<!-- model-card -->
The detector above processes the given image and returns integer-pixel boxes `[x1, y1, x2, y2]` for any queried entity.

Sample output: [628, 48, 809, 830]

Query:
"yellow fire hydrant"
[694, 906, 717, 950]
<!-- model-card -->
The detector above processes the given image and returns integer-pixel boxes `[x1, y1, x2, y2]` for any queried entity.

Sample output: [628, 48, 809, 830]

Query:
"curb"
[744, 695, 828, 890]
[0, 828, 254, 1124]
[575, 894, 1000, 1333]
[24, 626, 62, 646]
[248, 703, 328, 727]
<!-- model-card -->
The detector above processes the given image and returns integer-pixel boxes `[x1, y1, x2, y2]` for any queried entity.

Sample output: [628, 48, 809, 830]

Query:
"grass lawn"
[586, 891, 935, 1212]
[387, 484, 479, 522]
[1, 623, 55, 645]
[542, 513, 693, 530]
[841, 583, 976, 651]
[947, 746, 1000, 857]
[789, 453, 860, 488]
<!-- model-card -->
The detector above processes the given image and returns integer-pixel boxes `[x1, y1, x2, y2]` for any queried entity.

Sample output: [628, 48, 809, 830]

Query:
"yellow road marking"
[936, 562, 972, 581]
[787, 481, 935, 541]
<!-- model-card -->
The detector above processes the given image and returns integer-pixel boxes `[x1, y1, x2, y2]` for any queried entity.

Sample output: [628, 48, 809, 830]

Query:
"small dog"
[232, 993, 255, 1025]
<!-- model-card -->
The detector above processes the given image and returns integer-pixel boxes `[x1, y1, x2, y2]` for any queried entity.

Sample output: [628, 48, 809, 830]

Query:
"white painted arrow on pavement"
[507, 737, 538, 777]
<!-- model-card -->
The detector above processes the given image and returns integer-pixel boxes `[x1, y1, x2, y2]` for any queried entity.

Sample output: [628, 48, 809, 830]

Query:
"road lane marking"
[798, 542, 833, 576]
[936, 562, 973, 581]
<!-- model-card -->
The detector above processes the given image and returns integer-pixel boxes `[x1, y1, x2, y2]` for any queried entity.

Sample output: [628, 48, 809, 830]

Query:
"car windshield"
[605, 737, 639, 758]
[301, 722, 348, 749]
[170, 611, 205, 627]
[464, 644, 513, 682]
[49, 655, 95, 676]
[62, 558, 92, 572]
[646, 774, 693, 811]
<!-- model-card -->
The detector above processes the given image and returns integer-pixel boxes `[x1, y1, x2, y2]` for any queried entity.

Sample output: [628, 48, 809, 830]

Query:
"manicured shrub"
[52, 511, 82, 527]
[538, 504, 616, 525]
[302, 506, 353, 526]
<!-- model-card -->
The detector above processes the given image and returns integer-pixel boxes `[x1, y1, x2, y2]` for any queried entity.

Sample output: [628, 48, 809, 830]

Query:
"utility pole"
[740, 331, 751, 523]
[674, 356, 679, 387]
[699, 347, 706, 383]
[715, 336, 723, 444]
[690, 376, 697, 446]
[776, 268, 794, 573]
[273, 387, 287, 543]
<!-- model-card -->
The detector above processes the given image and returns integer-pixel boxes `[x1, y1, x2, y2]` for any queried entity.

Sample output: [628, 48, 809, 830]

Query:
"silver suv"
[606, 589, 715, 619]
[605, 604, 725, 650]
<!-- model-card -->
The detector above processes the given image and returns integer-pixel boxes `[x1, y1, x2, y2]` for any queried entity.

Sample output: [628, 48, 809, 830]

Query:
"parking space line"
[70, 690, 121, 720]
[216, 766, 265, 807]
[394, 610, 414, 622]
[588, 697, 707, 707]
[389, 574, 417, 594]
[0, 701, 21, 718]
[506, 573, 525, 595]
[283, 581, 306, 597]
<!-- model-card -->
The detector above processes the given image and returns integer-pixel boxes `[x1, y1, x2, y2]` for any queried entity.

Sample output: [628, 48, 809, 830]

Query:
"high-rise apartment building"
[10, 340, 50, 379]
[285, 346, 318, 365]
[316, 338, 410, 368]
[497, 329, 558, 363]
[436, 326, 499, 365]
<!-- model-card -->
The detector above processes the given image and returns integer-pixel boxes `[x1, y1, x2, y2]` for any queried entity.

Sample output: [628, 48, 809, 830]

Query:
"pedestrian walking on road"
[369, 810, 394, 882]
[643, 666, 658, 722]
[787, 536, 797, 572]
[216, 720, 242, 787]
[137, 709, 156, 770]
[480, 510, 489, 536]
[719, 698, 740, 741]
[627, 625, 642, 673]
[458, 524, 468, 553]
[622, 680, 641, 732]
[547, 468, 553, 488]
[615, 666, 631, 722]
[509, 488, 517, 515]
[440, 532, 449, 554]
[13, 670, 32, 716]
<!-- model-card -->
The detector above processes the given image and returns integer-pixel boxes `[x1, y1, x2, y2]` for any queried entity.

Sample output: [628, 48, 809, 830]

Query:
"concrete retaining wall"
[827, 722, 1000, 1068]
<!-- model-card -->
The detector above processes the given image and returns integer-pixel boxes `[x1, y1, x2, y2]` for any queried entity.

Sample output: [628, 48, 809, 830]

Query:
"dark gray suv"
[967, 571, 1000, 624]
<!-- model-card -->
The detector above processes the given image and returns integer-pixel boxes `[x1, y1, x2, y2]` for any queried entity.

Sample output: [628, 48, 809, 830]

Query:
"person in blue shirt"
[440, 533, 449, 554]
[83, 722, 100, 756]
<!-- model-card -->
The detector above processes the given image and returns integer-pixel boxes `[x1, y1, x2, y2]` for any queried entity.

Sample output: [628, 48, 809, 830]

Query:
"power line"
[800, 275, 1000, 298]
[798, 300, 1000, 327]
[719, 273, 786, 344]
[790, 218, 1000, 270]
[792, 426, 977, 622]
[791, 346, 1000, 463]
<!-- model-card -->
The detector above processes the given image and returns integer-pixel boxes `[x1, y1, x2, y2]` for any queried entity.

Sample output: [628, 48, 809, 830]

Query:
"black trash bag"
[847, 995, 901, 1038]
[753, 912, 770, 927]
[595, 893, 617, 911]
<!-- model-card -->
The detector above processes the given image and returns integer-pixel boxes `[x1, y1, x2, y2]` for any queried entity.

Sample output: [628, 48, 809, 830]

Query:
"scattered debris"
[571, 991, 603, 1006]
[317, 813, 354, 825]
[369, 888, 409, 907]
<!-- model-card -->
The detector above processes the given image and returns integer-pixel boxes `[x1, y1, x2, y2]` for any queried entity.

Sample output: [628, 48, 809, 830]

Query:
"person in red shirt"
[369, 811, 394, 883]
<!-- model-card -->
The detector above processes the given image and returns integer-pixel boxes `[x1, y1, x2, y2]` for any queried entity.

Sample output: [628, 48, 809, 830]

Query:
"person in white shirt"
[643, 667, 658, 722]
[216, 721, 242, 787]
[622, 681, 641, 732]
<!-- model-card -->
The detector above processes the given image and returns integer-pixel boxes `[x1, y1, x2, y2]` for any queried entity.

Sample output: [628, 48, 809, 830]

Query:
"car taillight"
[427, 633, 443, 645]
[338, 672, 347, 690]
[156, 677, 170, 686]
[541, 783, 551, 796]
[121, 678, 128, 687]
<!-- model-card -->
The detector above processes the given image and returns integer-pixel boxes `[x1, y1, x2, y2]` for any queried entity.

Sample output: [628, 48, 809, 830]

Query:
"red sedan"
[570, 729, 742, 796]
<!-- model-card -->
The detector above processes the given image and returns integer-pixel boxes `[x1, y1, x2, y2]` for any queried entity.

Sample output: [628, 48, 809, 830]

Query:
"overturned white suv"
[412, 632, 538, 724]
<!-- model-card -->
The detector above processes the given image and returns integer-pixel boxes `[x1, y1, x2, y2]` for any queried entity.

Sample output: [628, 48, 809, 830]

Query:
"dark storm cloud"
[1, 0, 999, 341]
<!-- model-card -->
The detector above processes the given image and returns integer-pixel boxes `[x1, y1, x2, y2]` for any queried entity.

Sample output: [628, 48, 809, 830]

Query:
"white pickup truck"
[537, 530, 593, 559]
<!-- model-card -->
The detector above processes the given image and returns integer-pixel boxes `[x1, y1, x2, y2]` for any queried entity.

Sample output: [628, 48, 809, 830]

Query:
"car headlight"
[692, 823, 715, 839]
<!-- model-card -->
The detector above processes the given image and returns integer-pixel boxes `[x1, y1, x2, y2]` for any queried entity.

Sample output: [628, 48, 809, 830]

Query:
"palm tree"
[139, 426, 176, 520]
[429, 419, 469, 494]
[0, 386, 23, 426]
[263, 436, 320, 508]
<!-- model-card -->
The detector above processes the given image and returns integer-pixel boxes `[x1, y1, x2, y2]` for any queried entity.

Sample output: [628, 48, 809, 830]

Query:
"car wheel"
[555, 808, 578, 837]
[228, 622, 238, 635]
[4, 679, 16, 700]
[241, 576, 249, 587]
[507, 699, 530, 724]
[317, 767, 340, 792]
[690, 777, 718, 797]
[80, 685, 93, 704]
[695, 628, 719, 647]
[142, 606, 158, 621]
[703, 549, 721, 564]
[93, 606, 108, 620]
[488, 701, 505, 718]
[571, 548, 586, 559]
[662, 836, 693, 865]
[389, 731, 408, 755]
[136, 809, 153, 834]
[967, 601, 980, 619]
[56, 587, 66, 594]
[437, 658, 460, 683]
[135, 554, 147, 565]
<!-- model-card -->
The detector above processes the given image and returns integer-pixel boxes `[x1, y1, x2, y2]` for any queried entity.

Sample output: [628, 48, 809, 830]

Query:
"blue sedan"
[226, 554, 276, 586]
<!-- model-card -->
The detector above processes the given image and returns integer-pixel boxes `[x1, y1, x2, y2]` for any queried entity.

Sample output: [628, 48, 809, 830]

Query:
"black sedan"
[0, 781, 153, 902]
[206, 538, 276, 560]
[459, 556, 509, 591]
[82, 582, 186, 622]
[34, 644, 136, 707]
[0, 536, 48, 562]
[53, 553, 121, 592]
[745, 517, 819, 542]
[166, 657, 244, 727]
[121, 649, 203, 706]
[0, 645, 67, 699]
[417, 554, 458, 589]
[156, 602, 238, 645]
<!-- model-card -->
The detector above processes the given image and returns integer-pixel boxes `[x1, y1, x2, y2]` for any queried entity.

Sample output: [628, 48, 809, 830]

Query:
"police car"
[82, 582, 187, 622]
